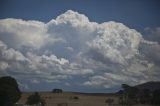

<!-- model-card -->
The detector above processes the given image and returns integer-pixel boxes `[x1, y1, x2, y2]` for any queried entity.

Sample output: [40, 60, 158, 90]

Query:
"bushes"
[26, 92, 45, 106]
[0, 76, 21, 106]
[69, 96, 79, 100]
[105, 98, 114, 106]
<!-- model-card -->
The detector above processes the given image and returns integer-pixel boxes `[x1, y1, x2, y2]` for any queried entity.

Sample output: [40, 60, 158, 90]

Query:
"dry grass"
[18, 92, 120, 106]
[18, 92, 154, 106]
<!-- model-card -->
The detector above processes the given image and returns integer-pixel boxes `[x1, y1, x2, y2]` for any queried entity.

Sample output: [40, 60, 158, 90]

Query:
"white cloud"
[2, 48, 27, 61]
[0, 10, 160, 90]
[0, 19, 61, 49]
[18, 81, 30, 90]
[140, 41, 160, 65]
[87, 21, 142, 64]
[31, 79, 40, 84]
[0, 61, 9, 70]
[144, 27, 160, 43]
[0, 40, 28, 66]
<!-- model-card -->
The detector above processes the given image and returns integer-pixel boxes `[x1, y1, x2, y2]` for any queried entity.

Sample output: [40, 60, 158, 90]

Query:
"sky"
[0, 0, 160, 92]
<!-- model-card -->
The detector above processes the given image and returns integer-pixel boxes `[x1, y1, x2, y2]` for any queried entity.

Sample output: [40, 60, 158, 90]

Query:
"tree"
[0, 76, 21, 106]
[152, 89, 160, 105]
[26, 92, 45, 106]
[139, 89, 151, 104]
[121, 84, 139, 106]
[52, 88, 63, 93]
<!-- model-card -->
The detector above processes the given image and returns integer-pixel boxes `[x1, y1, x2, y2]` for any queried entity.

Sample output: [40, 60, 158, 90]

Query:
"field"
[18, 92, 120, 106]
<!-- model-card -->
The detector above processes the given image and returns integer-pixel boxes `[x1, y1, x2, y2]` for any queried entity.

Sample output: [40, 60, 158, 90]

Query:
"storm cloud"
[0, 10, 160, 90]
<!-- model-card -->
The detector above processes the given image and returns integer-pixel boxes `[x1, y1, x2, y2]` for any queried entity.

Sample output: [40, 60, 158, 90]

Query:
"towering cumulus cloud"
[0, 10, 160, 90]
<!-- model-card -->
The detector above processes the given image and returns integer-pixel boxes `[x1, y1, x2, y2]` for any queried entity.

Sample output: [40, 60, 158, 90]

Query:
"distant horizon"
[20, 80, 160, 93]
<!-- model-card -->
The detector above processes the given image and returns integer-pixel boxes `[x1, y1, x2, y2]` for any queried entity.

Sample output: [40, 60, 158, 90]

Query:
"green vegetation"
[0, 76, 21, 106]
[152, 89, 160, 105]
[119, 84, 160, 106]
[119, 84, 138, 106]
[139, 89, 151, 104]
[26, 92, 45, 106]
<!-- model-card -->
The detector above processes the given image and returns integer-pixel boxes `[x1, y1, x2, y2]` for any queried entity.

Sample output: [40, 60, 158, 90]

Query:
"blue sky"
[1, 0, 160, 31]
[0, 0, 160, 92]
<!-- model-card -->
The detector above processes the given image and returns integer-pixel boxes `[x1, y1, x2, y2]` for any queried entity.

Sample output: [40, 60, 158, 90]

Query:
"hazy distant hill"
[135, 81, 160, 91]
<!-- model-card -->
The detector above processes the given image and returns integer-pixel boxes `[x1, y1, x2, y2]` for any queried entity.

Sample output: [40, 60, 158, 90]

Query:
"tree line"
[119, 84, 160, 106]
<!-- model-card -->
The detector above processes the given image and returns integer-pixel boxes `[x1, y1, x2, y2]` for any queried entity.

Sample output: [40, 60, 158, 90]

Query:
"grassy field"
[18, 92, 120, 106]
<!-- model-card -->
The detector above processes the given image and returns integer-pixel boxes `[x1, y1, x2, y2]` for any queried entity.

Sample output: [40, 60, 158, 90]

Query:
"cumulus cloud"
[144, 27, 160, 44]
[0, 10, 160, 91]
[0, 40, 28, 69]
[86, 22, 141, 65]
[0, 19, 62, 49]
[139, 41, 160, 65]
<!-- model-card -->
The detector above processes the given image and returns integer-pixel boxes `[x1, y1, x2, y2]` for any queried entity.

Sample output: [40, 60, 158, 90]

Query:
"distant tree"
[52, 88, 63, 93]
[105, 98, 114, 106]
[121, 84, 139, 106]
[26, 92, 45, 106]
[139, 89, 151, 104]
[0, 76, 21, 106]
[152, 89, 160, 105]
[119, 96, 124, 105]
